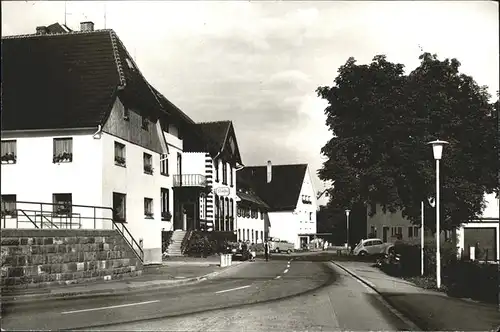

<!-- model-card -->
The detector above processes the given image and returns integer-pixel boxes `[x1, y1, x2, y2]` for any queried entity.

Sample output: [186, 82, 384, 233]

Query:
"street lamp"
[427, 139, 448, 289]
[345, 209, 350, 249]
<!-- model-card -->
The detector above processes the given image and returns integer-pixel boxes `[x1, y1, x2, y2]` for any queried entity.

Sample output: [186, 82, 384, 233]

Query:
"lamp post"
[421, 200, 424, 276]
[345, 209, 350, 249]
[427, 139, 448, 289]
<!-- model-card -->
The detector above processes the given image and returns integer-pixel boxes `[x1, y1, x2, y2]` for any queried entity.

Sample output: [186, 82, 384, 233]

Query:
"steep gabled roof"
[196, 121, 231, 152]
[238, 164, 308, 212]
[187, 121, 242, 164]
[151, 86, 195, 125]
[2, 26, 163, 131]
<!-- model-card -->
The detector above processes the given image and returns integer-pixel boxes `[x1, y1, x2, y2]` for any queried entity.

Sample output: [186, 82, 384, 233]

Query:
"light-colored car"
[268, 238, 294, 254]
[353, 238, 393, 256]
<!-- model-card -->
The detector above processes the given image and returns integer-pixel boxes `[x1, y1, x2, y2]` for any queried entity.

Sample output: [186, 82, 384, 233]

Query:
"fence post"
[40, 203, 43, 228]
[94, 207, 96, 229]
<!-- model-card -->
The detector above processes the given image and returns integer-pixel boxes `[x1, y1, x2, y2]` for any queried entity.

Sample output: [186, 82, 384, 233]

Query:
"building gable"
[295, 165, 317, 209]
[222, 123, 243, 166]
[102, 97, 163, 153]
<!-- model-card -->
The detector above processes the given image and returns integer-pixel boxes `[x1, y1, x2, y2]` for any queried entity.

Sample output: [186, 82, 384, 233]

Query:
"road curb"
[2, 262, 245, 304]
[331, 261, 422, 331]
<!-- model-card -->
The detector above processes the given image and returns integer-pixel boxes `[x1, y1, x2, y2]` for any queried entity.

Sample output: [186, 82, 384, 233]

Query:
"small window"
[53, 138, 73, 163]
[364, 241, 373, 247]
[53, 193, 72, 216]
[260, 210, 264, 220]
[113, 192, 126, 222]
[408, 226, 414, 238]
[260, 231, 263, 241]
[125, 58, 134, 69]
[222, 162, 227, 184]
[142, 117, 149, 131]
[1, 140, 17, 164]
[144, 198, 153, 218]
[230, 165, 233, 186]
[309, 212, 312, 220]
[114, 142, 126, 166]
[1, 194, 17, 217]
[160, 154, 169, 176]
[143, 153, 153, 175]
[414, 226, 419, 237]
[214, 159, 219, 182]
[373, 240, 383, 245]
[123, 108, 130, 121]
[161, 188, 170, 221]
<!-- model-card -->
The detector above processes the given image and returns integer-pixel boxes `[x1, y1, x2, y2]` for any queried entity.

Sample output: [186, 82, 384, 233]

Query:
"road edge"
[330, 261, 423, 331]
[2, 262, 245, 304]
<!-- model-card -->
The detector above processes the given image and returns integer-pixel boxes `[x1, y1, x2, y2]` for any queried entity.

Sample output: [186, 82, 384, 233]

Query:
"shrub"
[184, 231, 237, 257]
[389, 242, 458, 277]
[444, 261, 499, 303]
[161, 231, 173, 253]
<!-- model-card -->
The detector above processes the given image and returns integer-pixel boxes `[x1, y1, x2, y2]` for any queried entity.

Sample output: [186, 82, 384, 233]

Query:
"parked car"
[268, 238, 294, 254]
[353, 238, 393, 256]
[229, 242, 252, 261]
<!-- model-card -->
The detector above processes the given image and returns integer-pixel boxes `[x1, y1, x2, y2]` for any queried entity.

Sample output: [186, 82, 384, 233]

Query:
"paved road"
[2, 259, 413, 331]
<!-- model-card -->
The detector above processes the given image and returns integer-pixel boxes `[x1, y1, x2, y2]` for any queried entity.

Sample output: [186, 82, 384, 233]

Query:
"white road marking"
[283, 269, 289, 273]
[61, 300, 160, 314]
[275, 275, 282, 279]
[215, 285, 251, 294]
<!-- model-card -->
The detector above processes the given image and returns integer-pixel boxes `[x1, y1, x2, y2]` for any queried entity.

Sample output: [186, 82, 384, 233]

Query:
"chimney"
[36, 26, 48, 35]
[267, 160, 272, 183]
[80, 21, 94, 32]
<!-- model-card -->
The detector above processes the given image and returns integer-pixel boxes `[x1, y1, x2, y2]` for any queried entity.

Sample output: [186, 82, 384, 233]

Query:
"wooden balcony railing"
[173, 174, 207, 187]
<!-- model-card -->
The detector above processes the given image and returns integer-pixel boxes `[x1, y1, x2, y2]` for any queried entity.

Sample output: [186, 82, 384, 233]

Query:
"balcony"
[173, 174, 207, 188]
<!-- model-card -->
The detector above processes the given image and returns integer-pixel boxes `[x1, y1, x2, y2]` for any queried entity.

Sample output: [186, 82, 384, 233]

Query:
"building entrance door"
[184, 203, 196, 231]
[383, 227, 389, 242]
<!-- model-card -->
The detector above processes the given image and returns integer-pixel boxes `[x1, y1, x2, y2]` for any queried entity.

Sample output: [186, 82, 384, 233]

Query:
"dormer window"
[142, 117, 149, 131]
[125, 58, 135, 70]
[123, 108, 130, 121]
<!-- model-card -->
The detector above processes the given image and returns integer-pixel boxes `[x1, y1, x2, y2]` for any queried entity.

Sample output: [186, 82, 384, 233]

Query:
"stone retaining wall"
[1, 229, 143, 290]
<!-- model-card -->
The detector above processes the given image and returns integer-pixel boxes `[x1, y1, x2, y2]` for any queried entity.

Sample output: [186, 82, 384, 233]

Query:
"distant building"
[366, 193, 499, 260]
[237, 163, 318, 249]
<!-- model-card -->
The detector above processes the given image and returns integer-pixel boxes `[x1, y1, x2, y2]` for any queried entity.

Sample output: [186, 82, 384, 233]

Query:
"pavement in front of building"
[333, 260, 500, 331]
[1, 257, 243, 303]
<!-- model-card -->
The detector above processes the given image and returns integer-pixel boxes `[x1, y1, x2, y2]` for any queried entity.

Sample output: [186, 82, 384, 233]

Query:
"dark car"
[230, 242, 252, 261]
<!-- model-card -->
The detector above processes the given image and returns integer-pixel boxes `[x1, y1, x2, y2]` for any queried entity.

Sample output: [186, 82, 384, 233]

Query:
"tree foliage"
[316, 53, 499, 231]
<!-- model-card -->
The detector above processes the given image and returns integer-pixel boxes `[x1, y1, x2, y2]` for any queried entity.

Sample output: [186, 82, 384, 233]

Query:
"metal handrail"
[19, 210, 38, 229]
[113, 222, 144, 261]
[3, 201, 144, 263]
[40, 214, 59, 229]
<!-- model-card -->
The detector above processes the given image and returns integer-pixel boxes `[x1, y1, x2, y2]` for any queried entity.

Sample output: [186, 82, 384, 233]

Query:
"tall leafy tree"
[317, 53, 498, 232]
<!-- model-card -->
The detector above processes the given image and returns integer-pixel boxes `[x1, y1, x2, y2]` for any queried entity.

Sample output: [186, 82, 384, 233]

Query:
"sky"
[2, 1, 499, 206]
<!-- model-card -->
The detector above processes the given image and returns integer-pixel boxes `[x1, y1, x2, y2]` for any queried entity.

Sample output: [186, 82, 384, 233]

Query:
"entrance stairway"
[166, 230, 187, 256]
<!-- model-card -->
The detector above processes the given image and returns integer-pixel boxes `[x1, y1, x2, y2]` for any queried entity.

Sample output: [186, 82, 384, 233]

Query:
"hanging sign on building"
[214, 187, 230, 197]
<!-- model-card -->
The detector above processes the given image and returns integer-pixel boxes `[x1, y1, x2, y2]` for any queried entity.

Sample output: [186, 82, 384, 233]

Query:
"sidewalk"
[1, 257, 243, 304]
[333, 261, 500, 331]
